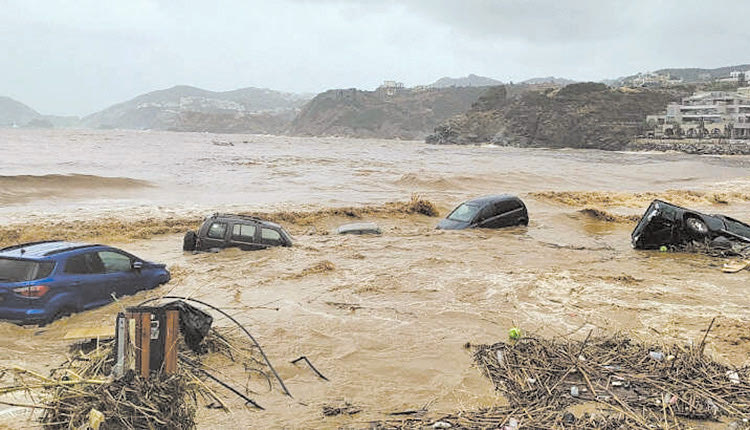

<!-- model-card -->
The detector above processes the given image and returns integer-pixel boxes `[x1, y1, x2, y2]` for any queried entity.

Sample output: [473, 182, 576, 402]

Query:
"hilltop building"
[718, 70, 750, 83]
[377, 80, 405, 97]
[646, 90, 750, 139]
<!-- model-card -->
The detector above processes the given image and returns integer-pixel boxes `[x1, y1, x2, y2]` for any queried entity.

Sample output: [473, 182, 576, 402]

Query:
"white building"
[646, 91, 750, 139]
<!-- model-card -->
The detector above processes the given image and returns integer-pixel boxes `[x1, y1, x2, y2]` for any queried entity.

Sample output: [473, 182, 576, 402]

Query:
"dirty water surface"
[1, 129, 750, 428]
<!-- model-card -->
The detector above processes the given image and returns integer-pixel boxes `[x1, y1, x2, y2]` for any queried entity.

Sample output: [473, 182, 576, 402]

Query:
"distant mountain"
[290, 86, 488, 139]
[618, 64, 750, 85]
[0, 96, 41, 126]
[82, 85, 312, 131]
[520, 76, 577, 86]
[429, 74, 503, 88]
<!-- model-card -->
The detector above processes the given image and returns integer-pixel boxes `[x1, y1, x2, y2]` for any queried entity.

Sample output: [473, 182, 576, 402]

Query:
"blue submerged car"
[0, 241, 170, 325]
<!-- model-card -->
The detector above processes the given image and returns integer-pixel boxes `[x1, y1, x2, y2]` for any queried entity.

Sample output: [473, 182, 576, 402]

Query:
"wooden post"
[164, 310, 179, 374]
[136, 312, 151, 379]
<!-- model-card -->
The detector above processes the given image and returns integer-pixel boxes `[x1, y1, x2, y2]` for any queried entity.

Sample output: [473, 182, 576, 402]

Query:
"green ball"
[659, 246, 668, 252]
[509, 327, 522, 340]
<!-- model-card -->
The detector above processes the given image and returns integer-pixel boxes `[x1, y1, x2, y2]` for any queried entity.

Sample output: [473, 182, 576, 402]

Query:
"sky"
[2, 0, 749, 116]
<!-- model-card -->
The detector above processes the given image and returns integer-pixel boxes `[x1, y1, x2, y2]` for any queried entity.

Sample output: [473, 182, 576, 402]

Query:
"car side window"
[98, 251, 132, 273]
[207, 222, 227, 240]
[64, 252, 105, 274]
[231, 223, 257, 243]
[261, 228, 282, 244]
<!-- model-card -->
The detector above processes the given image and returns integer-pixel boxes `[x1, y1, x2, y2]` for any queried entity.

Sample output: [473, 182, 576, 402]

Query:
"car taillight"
[13, 285, 50, 298]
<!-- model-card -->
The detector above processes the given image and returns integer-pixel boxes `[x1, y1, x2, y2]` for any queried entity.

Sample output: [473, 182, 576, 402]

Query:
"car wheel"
[685, 216, 708, 237]
[183, 231, 197, 251]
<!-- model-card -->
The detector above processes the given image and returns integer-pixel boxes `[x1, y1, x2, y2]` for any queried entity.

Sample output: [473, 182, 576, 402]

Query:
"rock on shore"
[628, 138, 750, 155]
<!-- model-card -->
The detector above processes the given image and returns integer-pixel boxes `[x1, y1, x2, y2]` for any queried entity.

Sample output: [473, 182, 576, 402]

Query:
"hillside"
[521, 76, 577, 86]
[426, 83, 693, 150]
[289, 86, 488, 139]
[618, 64, 750, 84]
[430, 74, 503, 88]
[0, 96, 41, 126]
[82, 85, 310, 131]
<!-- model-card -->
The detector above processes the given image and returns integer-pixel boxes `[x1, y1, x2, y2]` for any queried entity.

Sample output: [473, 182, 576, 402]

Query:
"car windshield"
[448, 204, 480, 223]
[0, 258, 55, 283]
[723, 218, 750, 240]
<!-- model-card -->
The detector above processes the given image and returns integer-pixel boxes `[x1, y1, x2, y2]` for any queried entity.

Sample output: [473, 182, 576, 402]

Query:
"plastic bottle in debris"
[570, 386, 580, 397]
[649, 351, 664, 361]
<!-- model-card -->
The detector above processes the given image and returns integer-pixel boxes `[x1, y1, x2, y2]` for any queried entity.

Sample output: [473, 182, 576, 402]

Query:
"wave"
[393, 173, 477, 190]
[0, 174, 152, 204]
[529, 190, 750, 208]
[0, 196, 439, 248]
[578, 208, 640, 223]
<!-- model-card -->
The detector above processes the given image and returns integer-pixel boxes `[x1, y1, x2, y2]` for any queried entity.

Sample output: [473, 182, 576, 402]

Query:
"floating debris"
[322, 402, 361, 417]
[474, 331, 750, 425]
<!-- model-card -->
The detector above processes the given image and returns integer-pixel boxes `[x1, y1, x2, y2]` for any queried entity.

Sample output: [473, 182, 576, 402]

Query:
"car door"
[63, 251, 114, 309]
[97, 250, 142, 296]
[473, 204, 497, 228]
[228, 222, 264, 251]
[200, 221, 229, 249]
[480, 200, 525, 228]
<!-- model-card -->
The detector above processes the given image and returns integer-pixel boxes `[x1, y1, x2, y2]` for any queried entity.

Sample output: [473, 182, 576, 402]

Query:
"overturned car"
[631, 200, 750, 252]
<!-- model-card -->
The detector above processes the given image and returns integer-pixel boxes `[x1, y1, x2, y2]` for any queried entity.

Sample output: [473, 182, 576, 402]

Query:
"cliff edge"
[426, 83, 693, 150]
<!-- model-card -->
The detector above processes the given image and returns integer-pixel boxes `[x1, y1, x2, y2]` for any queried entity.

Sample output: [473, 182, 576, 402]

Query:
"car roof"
[0, 241, 101, 259]
[463, 194, 523, 206]
[208, 213, 285, 229]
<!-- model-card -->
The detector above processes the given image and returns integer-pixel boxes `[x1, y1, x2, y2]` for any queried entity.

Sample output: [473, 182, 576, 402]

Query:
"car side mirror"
[132, 261, 143, 271]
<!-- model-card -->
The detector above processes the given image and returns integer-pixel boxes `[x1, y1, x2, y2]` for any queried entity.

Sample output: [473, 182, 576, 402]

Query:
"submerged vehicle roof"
[0, 241, 96, 259]
[462, 194, 524, 206]
[207, 213, 286, 229]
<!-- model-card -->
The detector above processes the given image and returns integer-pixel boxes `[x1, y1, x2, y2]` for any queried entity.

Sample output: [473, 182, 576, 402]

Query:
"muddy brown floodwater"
[1, 129, 750, 428]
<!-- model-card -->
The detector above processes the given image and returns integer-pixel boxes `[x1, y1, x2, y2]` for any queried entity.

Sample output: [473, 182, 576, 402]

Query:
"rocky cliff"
[82, 85, 309, 132]
[289, 86, 487, 140]
[426, 83, 693, 150]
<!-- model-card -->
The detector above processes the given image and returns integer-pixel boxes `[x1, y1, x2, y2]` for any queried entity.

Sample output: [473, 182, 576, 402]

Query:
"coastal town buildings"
[646, 89, 750, 139]
[627, 72, 683, 87]
[718, 70, 750, 83]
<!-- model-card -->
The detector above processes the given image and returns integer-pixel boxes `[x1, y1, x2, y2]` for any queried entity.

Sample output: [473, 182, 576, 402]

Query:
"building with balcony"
[646, 90, 750, 139]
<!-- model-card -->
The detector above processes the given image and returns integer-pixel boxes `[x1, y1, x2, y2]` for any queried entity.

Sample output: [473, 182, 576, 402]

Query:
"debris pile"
[372, 331, 750, 429]
[373, 407, 651, 429]
[474, 333, 750, 427]
[672, 237, 750, 259]
[0, 299, 288, 429]
[42, 364, 195, 429]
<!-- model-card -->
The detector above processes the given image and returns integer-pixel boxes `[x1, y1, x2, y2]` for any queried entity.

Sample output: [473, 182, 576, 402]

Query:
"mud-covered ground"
[1, 129, 749, 428]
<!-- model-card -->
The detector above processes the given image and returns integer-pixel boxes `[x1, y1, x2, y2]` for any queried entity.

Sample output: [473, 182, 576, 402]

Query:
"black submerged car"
[183, 213, 293, 252]
[631, 199, 750, 249]
[437, 195, 528, 230]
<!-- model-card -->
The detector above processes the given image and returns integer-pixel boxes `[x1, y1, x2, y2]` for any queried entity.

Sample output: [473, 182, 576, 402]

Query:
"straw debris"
[473, 333, 750, 427]
[0, 326, 279, 429]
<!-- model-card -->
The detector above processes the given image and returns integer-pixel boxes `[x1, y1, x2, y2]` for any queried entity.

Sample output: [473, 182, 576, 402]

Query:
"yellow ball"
[509, 327, 522, 340]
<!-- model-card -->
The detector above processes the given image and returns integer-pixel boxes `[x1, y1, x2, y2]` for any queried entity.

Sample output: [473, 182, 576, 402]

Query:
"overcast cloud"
[2, 0, 749, 116]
